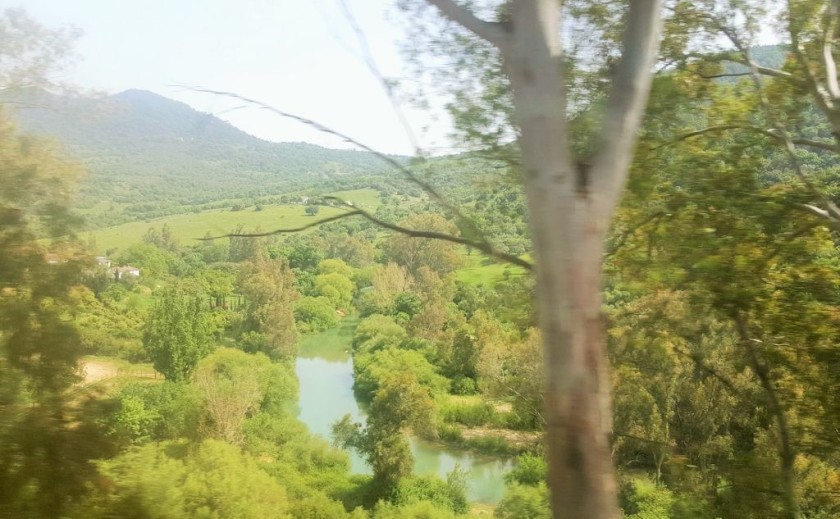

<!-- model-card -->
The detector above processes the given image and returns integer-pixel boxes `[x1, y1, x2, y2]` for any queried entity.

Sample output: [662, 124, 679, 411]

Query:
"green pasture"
[456, 250, 528, 286]
[327, 188, 382, 210]
[86, 189, 381, 254]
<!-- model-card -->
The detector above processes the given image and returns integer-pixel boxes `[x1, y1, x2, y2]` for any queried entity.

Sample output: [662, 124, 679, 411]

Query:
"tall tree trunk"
[528, 194, 617, 517]
[426, 1, 662, 517]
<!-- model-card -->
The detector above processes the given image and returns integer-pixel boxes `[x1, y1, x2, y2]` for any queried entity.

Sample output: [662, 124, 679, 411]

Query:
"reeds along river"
[295, 332, 511, 504]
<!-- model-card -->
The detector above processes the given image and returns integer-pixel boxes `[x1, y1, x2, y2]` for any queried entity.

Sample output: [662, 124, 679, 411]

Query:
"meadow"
[455, 251, 528, 286]
[86, 189, 381, 254]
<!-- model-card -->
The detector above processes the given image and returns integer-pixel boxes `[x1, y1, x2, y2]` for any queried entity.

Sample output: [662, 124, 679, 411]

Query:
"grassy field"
[86, 189, 381, 254]
[456, 251, 528, 286]
[326, 189, 382, 211]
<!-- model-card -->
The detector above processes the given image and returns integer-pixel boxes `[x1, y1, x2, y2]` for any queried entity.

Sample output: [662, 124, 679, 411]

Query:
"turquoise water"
[296, 339, 511, 503]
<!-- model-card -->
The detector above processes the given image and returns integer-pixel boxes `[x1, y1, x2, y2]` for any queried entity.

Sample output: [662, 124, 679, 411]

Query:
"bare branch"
[338, 0, 422, 154]
[684, 51, 795, 80]
[672, 344, 740, 394]
[652, 123, 838, 153]
[605, 211, 666, 257]
[592, 0, 663, 213]
[787, 0, 836, 114]
[750, 64, 795, 80]
[713, 17, 840, 225]
[695, 71, 752, 80]
[186, 87, 493, 247]
[202, 198, 534, 271]
[201, 210, 361, 239]
[613, 432, 675, 449]
[425, 0, 509, 47]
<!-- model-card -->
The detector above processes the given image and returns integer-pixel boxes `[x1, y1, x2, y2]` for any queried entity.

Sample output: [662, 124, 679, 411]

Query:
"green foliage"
[618, 479, 674, 519]
[318, 258, 354, 277]
[449, 376, 477, 395]
[82, 440, 292, 518]
[315, 272, 355, 310]
[392, 291, 423, 321]
[353, 314, 409, 355]
[354, 348, 449, 402]
[0, 110, 105, 517]
[371, 500, 460, 519]
[295, 296, 339, 333]
[237, 254, 299, 360]
[107, 381, 203, 445]
[194, 348, 297, 444]
[142, 287, 214, 382]
[283, 238, 326, 272]
[439, 400, 496, 427]
[504, 454, 547, 486]
[333, 371, 438, 500]
[394, 470, 469, 514]
[382, 213, 464, 276]
[13, 89, 393, 226]
[71, 285, 145, 361]
[116, 242, 178, 279]
[494, 484, 550, 519]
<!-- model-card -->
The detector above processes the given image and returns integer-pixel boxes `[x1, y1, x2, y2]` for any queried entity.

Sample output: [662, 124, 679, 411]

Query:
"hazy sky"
[15, 0, 445, 155]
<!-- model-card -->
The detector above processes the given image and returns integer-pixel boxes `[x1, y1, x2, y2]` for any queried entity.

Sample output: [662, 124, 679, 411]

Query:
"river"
[295, 321, 512, 504]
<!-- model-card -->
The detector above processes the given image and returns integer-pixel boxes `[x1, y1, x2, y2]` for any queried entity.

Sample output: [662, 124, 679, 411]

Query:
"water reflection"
[296, 337, 512, 503]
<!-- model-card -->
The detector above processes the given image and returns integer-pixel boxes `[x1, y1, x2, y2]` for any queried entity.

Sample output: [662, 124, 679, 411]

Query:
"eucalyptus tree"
[404, 2, 664, 516]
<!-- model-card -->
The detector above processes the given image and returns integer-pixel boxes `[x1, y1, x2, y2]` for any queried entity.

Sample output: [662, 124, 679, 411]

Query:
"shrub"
[505, 453, 547, 486]
[439, 400, 495, 427]
[495, 483, 550, 519]
[450, 376, 477, 395]
[295, 296, 339, 333]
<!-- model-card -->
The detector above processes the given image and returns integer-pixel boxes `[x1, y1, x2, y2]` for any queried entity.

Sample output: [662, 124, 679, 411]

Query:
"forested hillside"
[7, 89, 395, 225]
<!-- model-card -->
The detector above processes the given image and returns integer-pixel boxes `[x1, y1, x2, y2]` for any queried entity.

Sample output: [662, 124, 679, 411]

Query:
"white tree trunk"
[427, 1, 662, 517]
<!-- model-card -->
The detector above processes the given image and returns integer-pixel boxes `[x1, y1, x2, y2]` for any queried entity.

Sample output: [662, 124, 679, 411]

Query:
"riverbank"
[295, 322, 516, 504]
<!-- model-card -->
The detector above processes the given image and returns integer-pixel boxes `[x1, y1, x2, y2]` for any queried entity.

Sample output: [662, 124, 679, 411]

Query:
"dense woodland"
[4, 2, 840, 519]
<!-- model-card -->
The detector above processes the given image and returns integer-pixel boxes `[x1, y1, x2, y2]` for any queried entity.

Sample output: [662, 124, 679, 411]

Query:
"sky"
[14, 0, 447, 155]
[11, 1, 783, 156]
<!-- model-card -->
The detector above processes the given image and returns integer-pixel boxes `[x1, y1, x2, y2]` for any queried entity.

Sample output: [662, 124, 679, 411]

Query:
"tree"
[143, 287, 214, 382]
[332, 371, 436, 501]
[0, 111, 104, 518]
[0, 8, 80, 94]
[294, 296, 339, 333]
[305, 204, 320, 216]
[194, 348, 297, 445]
[82, 440, 292, 518]
[0, 17, 109, 516]
[396, 2, 663, 516]
[237, 253, 299, 360]
[382, 213, 463, 276]
[314, 271, 355, 310]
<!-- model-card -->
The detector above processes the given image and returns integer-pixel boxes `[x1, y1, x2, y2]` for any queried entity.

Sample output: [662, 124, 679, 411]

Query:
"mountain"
[6, 89, 394, 226]
[719, 45, 788, 81]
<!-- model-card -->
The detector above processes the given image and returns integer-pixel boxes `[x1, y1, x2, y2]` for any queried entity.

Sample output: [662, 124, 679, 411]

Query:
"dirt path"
[81, 359, 119, 384]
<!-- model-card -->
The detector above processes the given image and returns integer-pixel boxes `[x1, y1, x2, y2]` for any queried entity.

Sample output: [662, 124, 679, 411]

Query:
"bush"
[437, 423, 464, 442]
[295, 296, 339, 333]
[462, 435, 516, 455]
[505, 453, 547, 486]
[394, 471, 468, 514]
[439, 400, 495, 427]
[450, 376, 477, 395]
[495, 483, 550, 519]
[107, 382, 203, 445]
[618, 478, 674, 518]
